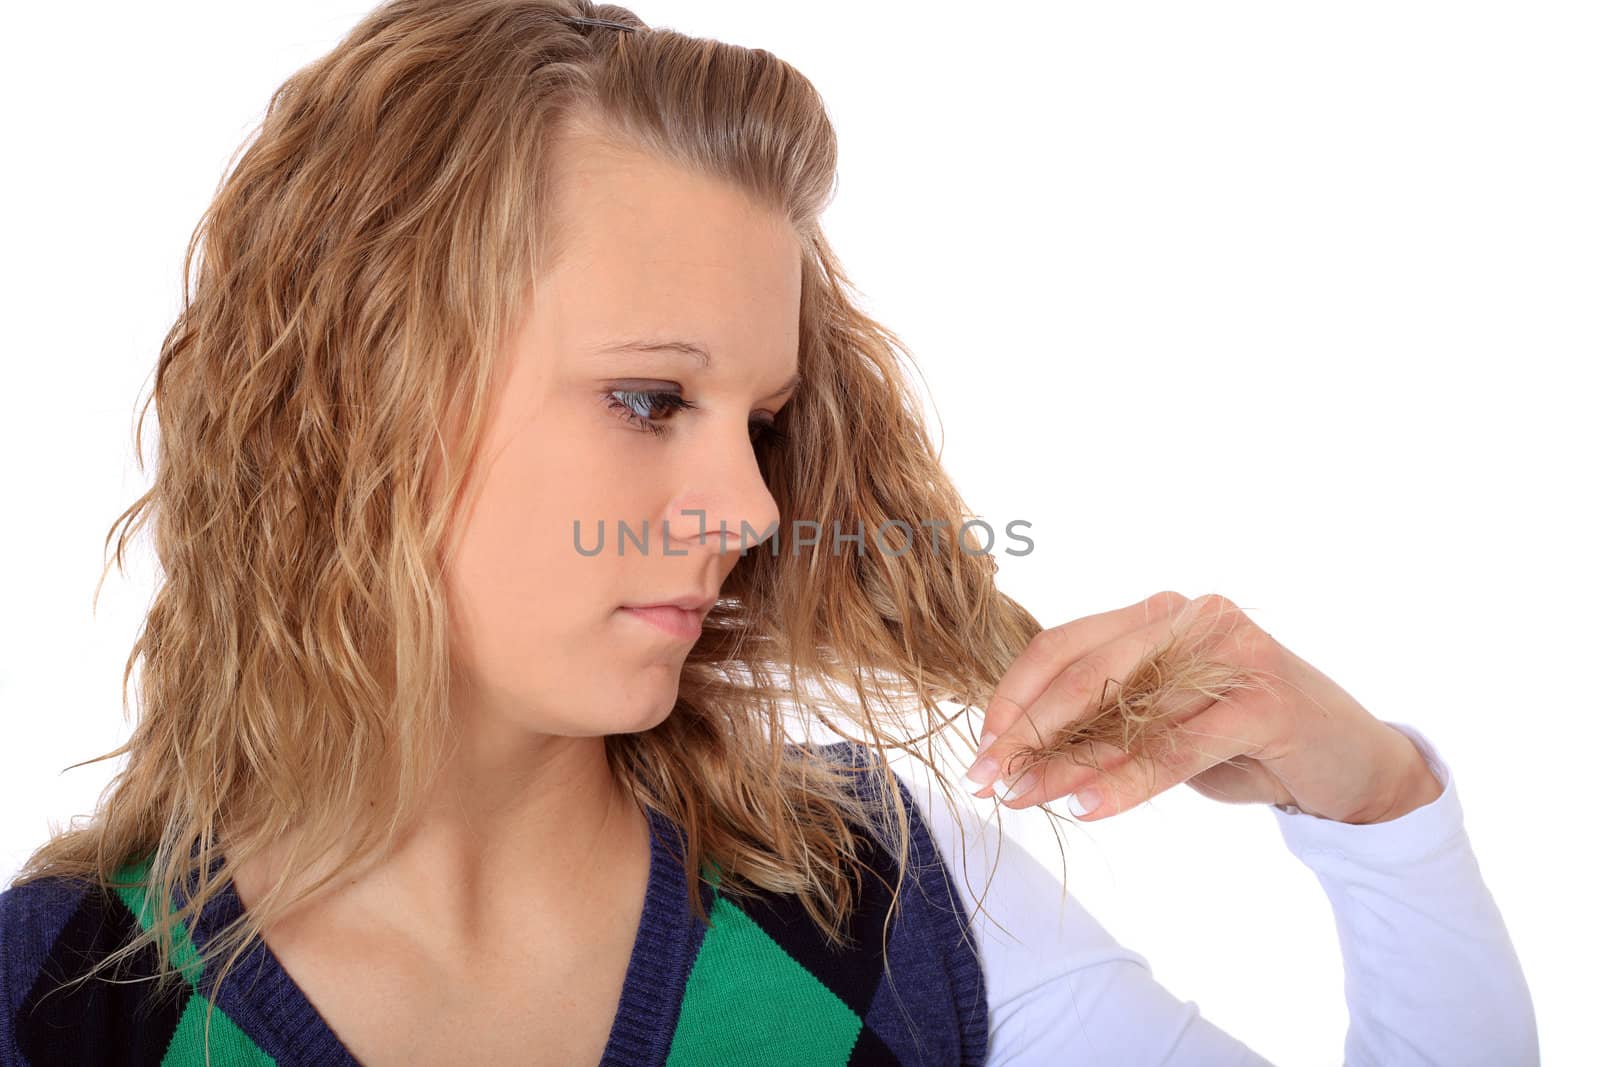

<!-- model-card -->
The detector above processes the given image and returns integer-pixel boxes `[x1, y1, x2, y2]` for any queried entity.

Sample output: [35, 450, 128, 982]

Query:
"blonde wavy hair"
[12, 0, 1266, 1059]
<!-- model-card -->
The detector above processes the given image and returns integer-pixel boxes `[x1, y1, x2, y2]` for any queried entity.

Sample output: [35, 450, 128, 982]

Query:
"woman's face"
[441, 126, 802, 738]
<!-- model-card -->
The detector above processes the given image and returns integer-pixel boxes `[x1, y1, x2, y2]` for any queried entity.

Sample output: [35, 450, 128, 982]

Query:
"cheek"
[446, 423, 609, 641]
[440, 414, 683, 727]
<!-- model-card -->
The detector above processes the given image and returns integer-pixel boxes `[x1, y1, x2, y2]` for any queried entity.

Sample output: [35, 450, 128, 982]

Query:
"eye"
[749, 415, 789, 448]
[605, 388, 696, 437]
[605, 387, 791, 447]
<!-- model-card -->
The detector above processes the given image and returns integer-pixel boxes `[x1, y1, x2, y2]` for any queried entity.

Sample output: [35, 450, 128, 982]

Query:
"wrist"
[1344, 728, 1444, 825]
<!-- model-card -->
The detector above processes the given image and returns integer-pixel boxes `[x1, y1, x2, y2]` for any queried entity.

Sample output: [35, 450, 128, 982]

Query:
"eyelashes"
[605, 388, 790, 448]
[606, 388, 693, 436]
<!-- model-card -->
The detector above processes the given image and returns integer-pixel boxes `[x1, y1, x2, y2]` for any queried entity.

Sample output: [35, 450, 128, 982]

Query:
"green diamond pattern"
[110, 853, 277, 1067]
[158, 992, 274, 1067]
[666, 893, 865, 1065]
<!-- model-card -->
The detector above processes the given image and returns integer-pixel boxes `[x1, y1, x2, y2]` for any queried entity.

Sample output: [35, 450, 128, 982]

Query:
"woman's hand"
[963, 592, 1444, 825]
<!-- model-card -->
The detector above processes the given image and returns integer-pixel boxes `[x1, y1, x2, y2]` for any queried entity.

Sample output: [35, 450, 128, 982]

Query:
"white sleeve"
[1265, 720, 1539, 1066]
[890, 720, 1538, 1067]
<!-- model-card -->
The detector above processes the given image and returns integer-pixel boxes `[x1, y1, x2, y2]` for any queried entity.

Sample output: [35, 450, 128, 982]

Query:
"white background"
[3, 2, 1593, 1063]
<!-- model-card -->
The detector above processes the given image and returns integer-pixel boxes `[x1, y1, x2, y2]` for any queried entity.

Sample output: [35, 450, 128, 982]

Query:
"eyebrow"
[592, 338, 712, 367]
[589, 338, 803, 396]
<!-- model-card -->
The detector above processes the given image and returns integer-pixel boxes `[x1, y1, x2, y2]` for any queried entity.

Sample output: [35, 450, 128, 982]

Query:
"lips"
[619, 603, 704, 641]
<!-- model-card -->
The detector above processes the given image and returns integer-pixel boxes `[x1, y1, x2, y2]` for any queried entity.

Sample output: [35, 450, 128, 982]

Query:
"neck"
[231, 711, 648, 963]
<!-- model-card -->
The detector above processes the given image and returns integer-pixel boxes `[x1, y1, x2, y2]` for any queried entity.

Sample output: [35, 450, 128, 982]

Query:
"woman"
[0, 2, 1535, 1064]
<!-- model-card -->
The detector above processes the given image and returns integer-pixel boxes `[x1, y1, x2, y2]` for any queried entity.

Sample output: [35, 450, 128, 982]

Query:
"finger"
[995, 700, 1264, 817]
[976, 591, 1191, 748]
[972, 680, 1217, 802]
[966, 602, 1217, 798]
[971, 735, 1130, 802]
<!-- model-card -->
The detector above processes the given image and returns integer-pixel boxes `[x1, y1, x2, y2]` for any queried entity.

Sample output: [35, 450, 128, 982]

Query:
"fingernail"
[965, 755, 1001, 794]
[1066, 788, 1101, 817]
[994, 770, 1039, 804]
[975, 731, 998, 757]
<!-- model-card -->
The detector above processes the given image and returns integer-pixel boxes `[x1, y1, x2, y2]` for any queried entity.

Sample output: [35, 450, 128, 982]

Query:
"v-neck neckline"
[179, 804, 706, 1066]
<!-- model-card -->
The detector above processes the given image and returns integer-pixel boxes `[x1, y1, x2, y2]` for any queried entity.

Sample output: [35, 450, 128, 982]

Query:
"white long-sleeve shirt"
[891, 721, 1539, 1065]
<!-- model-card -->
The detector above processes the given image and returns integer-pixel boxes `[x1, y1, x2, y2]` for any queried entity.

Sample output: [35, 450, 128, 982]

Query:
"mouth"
[618, 603, 706, 641]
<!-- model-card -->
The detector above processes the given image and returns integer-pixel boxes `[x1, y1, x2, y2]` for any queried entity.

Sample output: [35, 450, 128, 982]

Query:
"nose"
[663, 424, 782, 559]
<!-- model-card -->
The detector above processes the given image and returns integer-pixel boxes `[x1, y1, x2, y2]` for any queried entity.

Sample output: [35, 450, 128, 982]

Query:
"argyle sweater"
[0, 741, 989, 1066]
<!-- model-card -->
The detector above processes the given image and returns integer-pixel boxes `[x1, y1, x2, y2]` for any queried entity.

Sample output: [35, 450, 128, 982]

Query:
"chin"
[606, 704, 675, 739]
[606, 679, 681, 733]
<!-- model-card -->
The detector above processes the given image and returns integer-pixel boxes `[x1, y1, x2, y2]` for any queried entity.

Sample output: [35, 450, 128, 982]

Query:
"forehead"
[535, 126, 802, 360]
